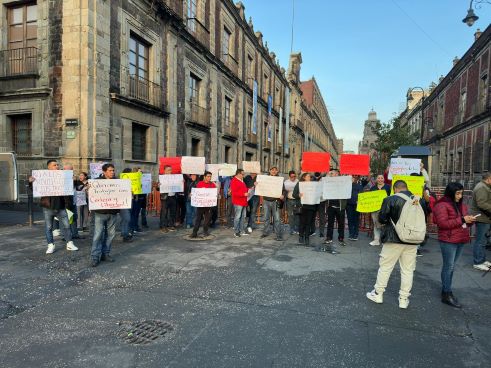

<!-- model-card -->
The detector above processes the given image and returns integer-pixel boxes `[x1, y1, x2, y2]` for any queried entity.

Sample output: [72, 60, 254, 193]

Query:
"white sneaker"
[46, 243, 55, 254]
[369, 240, 380, 246]
[483, 261, 491, 267]
[366, 289, 383, 304]
[473, 263, 490, 271]
[247, 227, 253, 233]
[399, 298, 410, 309]
[66, 241, 78, 251]
[53, 229, 61, 237]
[240, 232, 250, 236]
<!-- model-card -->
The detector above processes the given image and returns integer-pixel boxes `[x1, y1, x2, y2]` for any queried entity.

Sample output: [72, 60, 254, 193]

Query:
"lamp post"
[407, 86, 425, 143]
[462, 0, 491, 26]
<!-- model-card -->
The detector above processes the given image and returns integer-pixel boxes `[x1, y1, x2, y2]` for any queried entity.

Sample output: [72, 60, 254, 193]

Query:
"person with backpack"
[366, 180, 426, 309]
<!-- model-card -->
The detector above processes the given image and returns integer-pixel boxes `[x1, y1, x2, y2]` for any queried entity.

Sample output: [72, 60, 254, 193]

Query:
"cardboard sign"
[388, 158, 421, 179]
[339, 154, 370, 175]
[255, 175, 284, 198]
[141, 173, 152, 194]
[89, 162, 107, 179]
[159, 174, 184, 193]
[205, 164, 222, 182]
[159, 157, 182, 174]
[301, 152, 331, 173]
[219, 163, 237, 177]
[88, 179, 132, 210]
[120, 172, 142, 194]
[299, 182, 322, 205]
[356, 190, 387, 213]
[391, 175, 425, 196]
[75, 190, 87, 206]
[181, 156, 205, 175]
[321, 176, 352, 199]
[32, 170, 74, 197]
[191, 187, 218, 207]
[242, 161, 261, 174]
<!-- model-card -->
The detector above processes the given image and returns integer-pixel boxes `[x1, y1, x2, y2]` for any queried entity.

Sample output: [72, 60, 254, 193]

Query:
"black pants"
[300, 207, 316, 237]
[326, 206, 345, 241]
[193, 207, 212, 236]
[317, 201, 327, 234]
[159, 196, 177, 228]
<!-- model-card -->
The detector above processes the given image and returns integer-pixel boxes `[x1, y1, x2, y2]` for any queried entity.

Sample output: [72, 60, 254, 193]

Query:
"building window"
[263, 73, 269, 98]
[459, 91, 466, 123]
[224, 146, 231, 163]
[473, 142, 484, 172]
[187, 0, 197, 31]
[222, 27, 231, 57]
[246, 54, 254, 80]
[129, 33, 149, 79]
[132, 123, 148, 160]
[191, 138, 200, 156]
[224, 97, 232, 126]
[245, 152, 253, 161]
[189, 73, 200, 103]
[247, 111, 253, 135]
[456, 151, 463, 173]
[8, 3, 37, 50]
[11, 114, 32, 155]
[464, 146, 472, 172]
[479, 74, 488, 112]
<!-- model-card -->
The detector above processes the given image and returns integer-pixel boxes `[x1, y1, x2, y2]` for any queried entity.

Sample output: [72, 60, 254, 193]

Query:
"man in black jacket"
[366, 180, 424, 309]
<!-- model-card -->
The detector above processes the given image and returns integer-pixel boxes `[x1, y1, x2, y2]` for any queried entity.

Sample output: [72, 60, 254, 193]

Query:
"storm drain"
[118, 320, 173, 345]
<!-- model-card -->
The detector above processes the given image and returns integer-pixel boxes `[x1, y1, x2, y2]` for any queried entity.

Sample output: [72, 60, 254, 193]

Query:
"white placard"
[159, 174, 184, 193]
[299, 182, 322, 205]
[322, 176, 352, 199]
[87, 179, 132, 210]
[219, 163, 237, 177]
[191, 187, 218, 207]
[388, 158, 421, 179]
[32, 170, 74, 197]
[75, 191, 87, 206]
[141, 173, 152, 194]
[205, 164, 222, 182]
[255, 175, 284, 198]
[242, 161, 261, 173]
[89, 162, 106, 179]
[181, 156, 205, 174]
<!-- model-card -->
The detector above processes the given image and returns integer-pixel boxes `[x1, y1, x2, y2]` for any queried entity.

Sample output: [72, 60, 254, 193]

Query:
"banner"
[321, 176, 352, 199]
[356, 190, 387, 213]
[388, 158, 421, 179]
[299, 182, 322, 205]
[255, 175, 284, 198]
[89, 162, 107, 179]
[391, 175, 425, 196]
[74, 190, 87, 206]
[219, 163, 237, 177]
[181, 156, 205, 175]
[252, 80, 258, 135]
[339, 154, 370, 175]
[278, 107, 283, 145]
[284, 88, 290, 153]
[242, 161, 261, 173]
[88, 179, 132, 210]
[120, 172, 142, 194]
[159, 157, 181, 174]
[32, 170, 74, 197]
[141, 173, 152, 194]
[159, 174, 184, 193]
[301, 152, 331, 173]
[205, 164, 222, 182]
[191, 187, 218, 207]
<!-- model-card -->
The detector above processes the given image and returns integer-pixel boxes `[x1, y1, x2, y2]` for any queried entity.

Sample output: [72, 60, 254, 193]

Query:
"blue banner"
[252, 80, 258, 135]
[267, 95, 272, 116]
[284, 88, 290, 153]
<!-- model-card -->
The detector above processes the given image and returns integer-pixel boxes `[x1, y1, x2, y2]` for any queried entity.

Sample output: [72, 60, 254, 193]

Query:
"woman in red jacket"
[433, 182, 477, 308]
[230, 168, 250, 237]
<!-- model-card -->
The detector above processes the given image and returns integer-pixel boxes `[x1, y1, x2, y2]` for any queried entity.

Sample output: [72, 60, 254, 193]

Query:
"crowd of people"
[30, 159, 491, 309]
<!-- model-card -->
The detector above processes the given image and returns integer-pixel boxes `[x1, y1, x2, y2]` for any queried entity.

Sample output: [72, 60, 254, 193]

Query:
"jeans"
[225, 196, 234, 226]
[91, 213, 117, 261]
[247, 195, 260, 228]
[440, 241, 464, 293]
[77, 205, 89, 229]
[262, 200, 282, 237]
[192, 207, 212, 236]
[129, 197, 142, 232]
[287, 199, 300, 233]
[120, 208, 131, 237]
[346, 204, 360, 238]
[159, 196, 177, 228]
[43, 208, 72, 244]
[299, 207, 316, 237]
[473, 222, 490, 265]
[326, 206, 345, 241]
[233, 205, 247, 234]
[317, 201, 327, 234]
[186, 200, 196, 227]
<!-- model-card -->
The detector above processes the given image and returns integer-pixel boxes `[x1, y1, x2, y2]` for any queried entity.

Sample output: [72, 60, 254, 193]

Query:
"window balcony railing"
[223, 119, 238, 137]
[245, 132, 258, 145]
[0, 47, 38, 78]
[123, 72, 163, 109]
[263, 135, 272, 149]
[187, 101, 210, 127]
[187, 17, 210, 48]
[223, 54, 238, 75]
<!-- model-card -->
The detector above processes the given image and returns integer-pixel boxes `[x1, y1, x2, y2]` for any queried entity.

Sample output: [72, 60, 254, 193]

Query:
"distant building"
[358, 110, 380, 156]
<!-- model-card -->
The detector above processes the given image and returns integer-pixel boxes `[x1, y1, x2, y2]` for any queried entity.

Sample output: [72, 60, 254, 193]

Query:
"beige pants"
[371, 211, 381, 241]
[374, 242, 418, 299]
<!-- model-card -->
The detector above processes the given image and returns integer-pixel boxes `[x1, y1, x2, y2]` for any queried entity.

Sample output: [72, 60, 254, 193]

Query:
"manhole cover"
[118, 320, 173, 345]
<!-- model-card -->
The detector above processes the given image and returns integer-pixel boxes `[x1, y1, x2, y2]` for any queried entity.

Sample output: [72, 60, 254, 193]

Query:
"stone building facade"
[358, 110, 380, 156]
[0, 0, 340, 197]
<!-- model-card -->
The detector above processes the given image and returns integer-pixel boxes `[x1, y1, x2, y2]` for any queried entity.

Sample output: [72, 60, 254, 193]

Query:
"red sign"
[339, 154, 370, 175]
[159, 157, 182, 174]
[301, 152, 331, 173]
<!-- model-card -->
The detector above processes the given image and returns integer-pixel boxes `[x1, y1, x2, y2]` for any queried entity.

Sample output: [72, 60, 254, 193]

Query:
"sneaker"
[168, 227, 176, 231]
[66, 241, 78, 251]
[100, 254, 114, 262]
[186, 224, 191, 229]
[325, 245, 338, 254]
[339, 240, 346, 246]
[247, 227, 253, 233]
[483, 261, 491, 267]
[366, 289, 383, 304]
[240, 232, 250, 236]
[369, 240, 380, 246]
[416, 249, 423, 257]
[324, 239, 333, 244]
[46, 243, 55, 254]
[234, 232, 241, 238]
[473, 263, 490, 271]
[352, 237, 358, 241]
[52, 229, 61, 237]
[399, 298, 410, 309]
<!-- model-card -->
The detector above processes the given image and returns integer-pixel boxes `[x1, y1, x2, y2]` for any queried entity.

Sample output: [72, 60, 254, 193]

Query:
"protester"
[137, 168, 149, 230]
[129, 168, 143, 235]
[75, 172, 89, 232]
[120, 168, 133, 242]
[284, 170, 300, 235]
[220, 175, 234, 227]
[324, 170, 347, 248]
[184, 174, 199, 229]
[293, 173, 316, 246]
[159, 165, 178, 233]
[369, 174, 391, 246]
[63, 163, 81, 239]
[231, 169, 250, 237]
[244, 172, 259, 233]
[366, 180, 426, 309]
[433, 182, 476, 308]
[347, 175, 363, 241]
[420, 161, 430, 186]
[470, 172, 491, 271]
[260, 166, 285, 241]
[191, 171, 216, 238]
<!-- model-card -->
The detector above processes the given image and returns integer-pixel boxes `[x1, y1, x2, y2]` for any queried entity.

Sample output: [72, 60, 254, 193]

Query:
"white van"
[0, 152, 18, 202]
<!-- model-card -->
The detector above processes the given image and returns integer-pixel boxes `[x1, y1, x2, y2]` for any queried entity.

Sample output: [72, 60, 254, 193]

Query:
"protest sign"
[120, 172, 142, 194]
[88, 179, 132, 210]
[159, 174, 184, 193]
[75, 190, 87, 206]
[32, 170, 74, 197]
[356, 191, 387, 213]
[388, 158, 421, 179]
[191, 187, 218, 207]
[205, 164, 222, 182]
[141, 173, 152, 194]
[321, 176, 352, 199]
[299, 182, 322, 205]
[339, 154, 370, 175]
[219, 163, 237, 177]
[242, 161, 261, 173]
[181, 156, 205, 174]
[89, 162, 107, 179]
[159, 157, 181, 174]
[301, 152, 331, 173]
[390, 175, 424, 196]
[255, 175, 284, 198]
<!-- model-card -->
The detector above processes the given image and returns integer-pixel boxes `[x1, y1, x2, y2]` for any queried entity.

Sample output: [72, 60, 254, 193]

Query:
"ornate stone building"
[358, 110, 380, 156]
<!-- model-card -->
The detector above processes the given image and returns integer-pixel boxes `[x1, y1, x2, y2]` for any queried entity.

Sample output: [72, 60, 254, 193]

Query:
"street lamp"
[463, 0, 490, 27]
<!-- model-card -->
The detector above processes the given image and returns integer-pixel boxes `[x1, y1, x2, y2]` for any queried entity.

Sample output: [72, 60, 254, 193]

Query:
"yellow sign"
[120, 172, 142, 194]
[391, 175, 424, 196]
[356, 190, 387, 213]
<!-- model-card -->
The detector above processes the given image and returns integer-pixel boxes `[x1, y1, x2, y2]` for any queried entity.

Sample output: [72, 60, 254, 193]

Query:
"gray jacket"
[470, 181, 491, 224]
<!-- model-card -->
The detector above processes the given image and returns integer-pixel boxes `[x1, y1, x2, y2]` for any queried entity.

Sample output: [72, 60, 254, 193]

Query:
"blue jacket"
[348, 182, 364, 205]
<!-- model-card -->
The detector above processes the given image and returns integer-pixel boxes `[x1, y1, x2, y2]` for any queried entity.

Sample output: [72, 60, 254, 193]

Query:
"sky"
[243, 0, 491, 152]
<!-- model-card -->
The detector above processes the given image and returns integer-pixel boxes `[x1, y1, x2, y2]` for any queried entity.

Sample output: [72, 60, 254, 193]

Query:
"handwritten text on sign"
[321, 176, 352, 199]
[141, 174, 152, 194]
[89, 163, 107, 179]
[181, 156, 206, 175]
[391, 175, 425, 196]
[255, 175, 284, 198]
[356, 190, 387, 213]
[32, 170, 74, 197]
[299, 182, 322, 205]
[388, 158, 421, 179]
[120, 172, 142, 194]
[88, 179, 132, 210]
[191, 187, 218, 207]
[159, 174, 184, 193]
